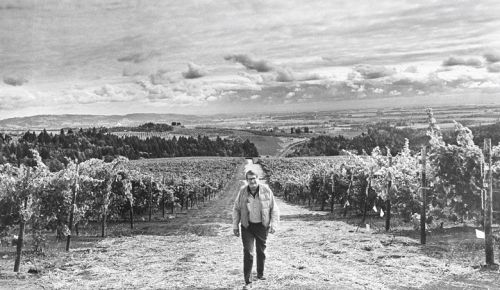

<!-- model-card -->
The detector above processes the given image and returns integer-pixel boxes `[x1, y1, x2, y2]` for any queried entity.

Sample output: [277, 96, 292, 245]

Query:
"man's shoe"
[243, 282, 252, 289]
[256, 275, 266, 280]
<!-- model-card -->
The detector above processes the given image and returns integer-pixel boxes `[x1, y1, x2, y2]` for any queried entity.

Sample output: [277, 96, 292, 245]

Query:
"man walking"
[233, 170, 279, 289]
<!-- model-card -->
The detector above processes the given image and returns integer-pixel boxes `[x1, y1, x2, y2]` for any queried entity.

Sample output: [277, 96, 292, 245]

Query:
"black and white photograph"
[1, 0, 500, 289]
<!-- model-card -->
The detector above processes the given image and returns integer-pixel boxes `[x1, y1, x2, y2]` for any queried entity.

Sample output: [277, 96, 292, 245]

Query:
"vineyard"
[0, 154, 243, 273]
[260, 109, 500, 260]
[3, 109, 500, 288]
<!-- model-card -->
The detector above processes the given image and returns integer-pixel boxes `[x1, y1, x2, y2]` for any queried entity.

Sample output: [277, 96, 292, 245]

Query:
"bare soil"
[1, 160, 500, 289]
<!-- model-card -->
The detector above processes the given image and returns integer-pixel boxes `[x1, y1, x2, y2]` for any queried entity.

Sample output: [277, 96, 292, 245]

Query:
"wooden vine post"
[66, 163, 79, 252]
[148, 177, 153, 222]
[385, 156, 392, 232]
[420, 146, 427, 245]
[129, 178, 134, 230]
[162, 175, 166, 218]
[343, 171, 354, 218]
[14, 167, 30, 272]
[361, 172, 371, 224]
[483, 138, 494, 265]
[321, 173, 326, 211]
[330, 173, 335, 213]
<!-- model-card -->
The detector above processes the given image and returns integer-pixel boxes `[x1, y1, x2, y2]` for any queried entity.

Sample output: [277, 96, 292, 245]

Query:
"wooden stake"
[385, 156, 392, 232]
[162, 175, 166, 218]
[66, 163, 79, 252]
[330, 173, 335, 213]
[421, 146, 427, 245]
[483, 138, 494, 264]
[14, 167, 30, 272]
[148, 177, 153, 222]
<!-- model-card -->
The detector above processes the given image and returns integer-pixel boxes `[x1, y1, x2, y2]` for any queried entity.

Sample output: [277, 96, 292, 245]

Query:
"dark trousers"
[241, 222, 268, 284]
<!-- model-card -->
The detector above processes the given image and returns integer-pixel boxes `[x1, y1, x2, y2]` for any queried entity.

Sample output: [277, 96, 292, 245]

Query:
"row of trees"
[110, 122, 175, 132]
[261, 109, 499, 231]
[290, 119, 500, 157]
[0, 127, 258, 168]
[0, 152, 242, 272]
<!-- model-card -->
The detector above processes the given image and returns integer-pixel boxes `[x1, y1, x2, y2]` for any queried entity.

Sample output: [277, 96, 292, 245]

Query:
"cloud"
[275, 68, 295, 82]
[275, 67, 322, 82]
[149, 69, 171, 85]
[65, 84, 144, 105]
[137, 80, 175, 100]
[3, 76, 28, 86]
[122, 67, 145, 77]
[117, 51, 161, 63]
[488, 63, 500, 73]
[442, 56, 482, 67]
[93, 85, 138, 102]
[0, 87, 38, 110]
[484, 51, 500, 63]
[250, 94, 261, 100]
[389, 90, 401, 96]
[0, 4, 25, 10]
[237, 72, 264, 84]
[137, 79, 216, 105]
[353, 65, 395, 79]
[224, 54, 274, 72]
[182, 62, 207, 79]
[404, 66, 418, 73]
[206, 95, 218, 102]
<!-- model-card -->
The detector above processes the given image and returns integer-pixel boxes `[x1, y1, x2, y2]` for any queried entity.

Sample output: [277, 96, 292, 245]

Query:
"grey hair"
[245, 170, 258, 179]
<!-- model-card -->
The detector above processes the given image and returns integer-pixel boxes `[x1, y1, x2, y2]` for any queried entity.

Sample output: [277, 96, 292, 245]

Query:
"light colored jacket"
[232, 183, 280, 230]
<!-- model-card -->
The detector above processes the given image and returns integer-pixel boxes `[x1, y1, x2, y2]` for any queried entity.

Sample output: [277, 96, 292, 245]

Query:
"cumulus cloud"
[488, 63, 500, 73]
[224, 54, 274, 72]
[275, 67, 322, 82]
[117, 51, 161, 63]
[0, 3, 26, 10]
[137, 80, 175, 100]
[206, 95, 218, 102]
[353, 65, 395, 79]
[237, 72, 264, 84]
[122, 67, 146, 77]
[389, 90, 401, 96]
[442, 56, 482, 67]
[137, 79, 216, 106]
[250, 94, 261, 100]
[182, 62, 207, 79]
[93, 85, 138, 102]
[275, 68, 295, 82]
[404, 66, 418, 73]
[65, 84, 144, 105]
[0, 86, 39, 110]
[149, 69, 171, 85]
[484, 51, 500, 63]
[3, 75, 28, 86]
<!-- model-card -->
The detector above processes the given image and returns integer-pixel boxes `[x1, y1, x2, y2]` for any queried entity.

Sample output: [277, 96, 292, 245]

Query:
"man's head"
[245, 170, 259, 191]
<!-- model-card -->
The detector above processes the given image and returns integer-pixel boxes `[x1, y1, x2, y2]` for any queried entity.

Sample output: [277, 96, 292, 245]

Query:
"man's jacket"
[232, 183, 280, 230]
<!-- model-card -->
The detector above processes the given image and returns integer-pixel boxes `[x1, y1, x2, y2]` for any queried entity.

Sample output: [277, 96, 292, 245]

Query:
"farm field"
[2, 158, 500, 289]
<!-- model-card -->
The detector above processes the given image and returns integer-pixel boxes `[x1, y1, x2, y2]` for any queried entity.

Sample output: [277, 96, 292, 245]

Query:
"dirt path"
[2, 159, 499, 289]
[276, 139, 307, 157]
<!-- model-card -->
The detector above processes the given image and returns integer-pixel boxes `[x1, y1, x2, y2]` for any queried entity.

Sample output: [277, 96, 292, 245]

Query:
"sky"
[1, 0, 500, 119]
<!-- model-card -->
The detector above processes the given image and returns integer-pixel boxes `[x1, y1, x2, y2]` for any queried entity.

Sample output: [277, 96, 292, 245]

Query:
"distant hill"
[0, 113, 205, 130]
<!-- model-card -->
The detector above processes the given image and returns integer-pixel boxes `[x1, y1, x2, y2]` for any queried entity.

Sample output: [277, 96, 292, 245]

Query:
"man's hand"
[233, 228, 240, 237]
[269, 226, 275, 234]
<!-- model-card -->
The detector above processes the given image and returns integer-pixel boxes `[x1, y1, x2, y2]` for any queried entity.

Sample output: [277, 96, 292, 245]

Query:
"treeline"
[110, 122, 174, 132]
[290, 121, 500, 156]
[0, 128, 259, 170]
